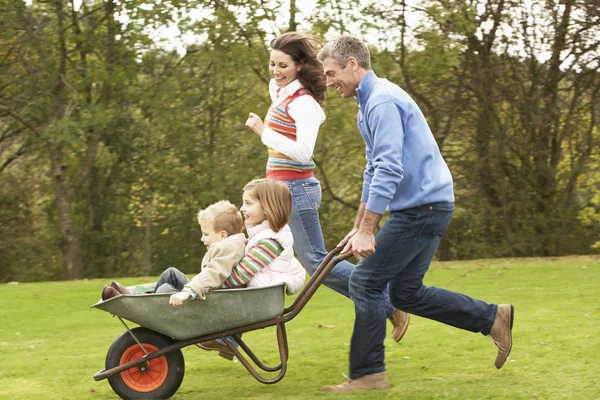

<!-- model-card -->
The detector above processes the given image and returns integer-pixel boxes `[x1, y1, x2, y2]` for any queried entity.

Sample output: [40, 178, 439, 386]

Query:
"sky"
[25, 0, 593, 69]
[139, 0, 417, 54]
[22, 0, 419, 54]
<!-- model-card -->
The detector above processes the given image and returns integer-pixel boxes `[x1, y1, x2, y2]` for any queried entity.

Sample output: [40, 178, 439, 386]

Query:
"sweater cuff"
[182, 287, 197, 300]
[361, 186, 370, 203]
[366, 195, 389, 215]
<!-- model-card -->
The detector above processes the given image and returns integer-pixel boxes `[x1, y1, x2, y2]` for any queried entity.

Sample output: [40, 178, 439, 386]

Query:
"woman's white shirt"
[260, 79, 326, 163]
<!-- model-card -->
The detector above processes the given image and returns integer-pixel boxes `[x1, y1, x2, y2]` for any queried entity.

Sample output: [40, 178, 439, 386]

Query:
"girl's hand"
[245, 112, 264, 137]
[169, 291, 191, 307]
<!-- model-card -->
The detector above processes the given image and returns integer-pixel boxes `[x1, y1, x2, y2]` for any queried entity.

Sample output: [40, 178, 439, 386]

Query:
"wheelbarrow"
[91, 248, 351, 399]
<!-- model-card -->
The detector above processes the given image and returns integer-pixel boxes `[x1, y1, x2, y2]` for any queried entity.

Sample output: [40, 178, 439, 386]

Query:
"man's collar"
[355, 70, 377, 105]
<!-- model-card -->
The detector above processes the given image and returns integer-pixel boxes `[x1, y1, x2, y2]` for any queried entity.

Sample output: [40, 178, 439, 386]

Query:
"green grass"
[1, 256, 599, 400]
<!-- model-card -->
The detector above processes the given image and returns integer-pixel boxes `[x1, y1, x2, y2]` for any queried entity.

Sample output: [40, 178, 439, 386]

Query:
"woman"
[244, 32, 409, 341]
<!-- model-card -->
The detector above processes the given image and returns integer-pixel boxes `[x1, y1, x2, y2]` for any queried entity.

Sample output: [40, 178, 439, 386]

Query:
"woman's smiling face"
[269, 49, 301, 88]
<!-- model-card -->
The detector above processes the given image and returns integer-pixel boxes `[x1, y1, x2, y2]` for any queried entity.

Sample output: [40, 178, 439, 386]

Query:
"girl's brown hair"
[271, 32, 327, 104]
[243, 179, 292, 232]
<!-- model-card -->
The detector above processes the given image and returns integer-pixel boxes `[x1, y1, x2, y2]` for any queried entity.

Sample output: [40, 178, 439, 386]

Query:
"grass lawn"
[1, 256, 599, 400]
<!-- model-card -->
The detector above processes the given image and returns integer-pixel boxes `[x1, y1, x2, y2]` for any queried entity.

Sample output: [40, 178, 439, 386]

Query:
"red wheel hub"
[119, 344, 168, 392]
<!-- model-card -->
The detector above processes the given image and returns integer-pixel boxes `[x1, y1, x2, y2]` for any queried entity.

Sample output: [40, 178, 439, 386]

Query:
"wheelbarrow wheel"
[105, 327, 184, 400]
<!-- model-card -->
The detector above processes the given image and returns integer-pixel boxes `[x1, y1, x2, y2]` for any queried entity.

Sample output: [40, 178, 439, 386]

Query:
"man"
[317, 36, 514, 392]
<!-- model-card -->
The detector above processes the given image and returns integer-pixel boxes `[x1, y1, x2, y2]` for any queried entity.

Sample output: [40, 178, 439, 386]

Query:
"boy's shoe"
[489, 304, 514, 369]
[389, 309, 410, 342]
[101, 285, 120, 301]
[321, 371, 389, 392]
[111, 281, 134, 295]
[196, 340, 234, 360]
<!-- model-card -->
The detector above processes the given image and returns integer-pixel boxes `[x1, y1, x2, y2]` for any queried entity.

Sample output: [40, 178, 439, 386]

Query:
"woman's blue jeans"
[285, 177, 395, 318]
[348, 203, 497, 378]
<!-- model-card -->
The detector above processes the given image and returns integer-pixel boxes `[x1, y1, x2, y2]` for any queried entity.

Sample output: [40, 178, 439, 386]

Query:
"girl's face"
[269, 49, 301, 88]
[240, 190, 266, 227]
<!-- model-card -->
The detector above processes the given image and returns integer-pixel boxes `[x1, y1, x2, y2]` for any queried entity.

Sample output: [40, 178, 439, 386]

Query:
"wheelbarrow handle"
[282, 248, 353, 320]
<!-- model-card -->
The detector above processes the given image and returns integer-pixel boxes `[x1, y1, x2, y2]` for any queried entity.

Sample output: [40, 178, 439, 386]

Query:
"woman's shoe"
[196, 340, 235, 360]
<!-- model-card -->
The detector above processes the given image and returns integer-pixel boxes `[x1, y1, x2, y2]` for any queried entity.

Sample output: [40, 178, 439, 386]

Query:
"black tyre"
[105, 327, 185, 399]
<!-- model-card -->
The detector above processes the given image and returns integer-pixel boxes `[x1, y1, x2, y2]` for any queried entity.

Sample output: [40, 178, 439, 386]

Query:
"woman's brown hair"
[243, 179, 292, 232]
[271, 32, 327, 103]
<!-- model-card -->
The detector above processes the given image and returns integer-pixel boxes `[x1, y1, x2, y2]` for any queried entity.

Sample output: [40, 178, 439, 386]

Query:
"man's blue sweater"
[356, 71, 455, 214]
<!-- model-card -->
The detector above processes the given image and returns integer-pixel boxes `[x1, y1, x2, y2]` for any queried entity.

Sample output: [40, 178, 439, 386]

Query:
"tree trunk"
[143, 202, 153, 276]
[49, 146, 83, 279]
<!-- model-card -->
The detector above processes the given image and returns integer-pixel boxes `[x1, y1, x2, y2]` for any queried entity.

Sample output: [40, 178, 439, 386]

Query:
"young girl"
[221, 178, 306, 294]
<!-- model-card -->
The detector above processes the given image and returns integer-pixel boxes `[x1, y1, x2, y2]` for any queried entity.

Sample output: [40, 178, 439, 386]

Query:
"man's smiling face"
[322, 57, 359, 98]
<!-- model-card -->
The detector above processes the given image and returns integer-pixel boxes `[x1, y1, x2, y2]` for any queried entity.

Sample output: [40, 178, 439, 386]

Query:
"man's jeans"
[285, 177, 395, 318]
[348, 203, 497, 379]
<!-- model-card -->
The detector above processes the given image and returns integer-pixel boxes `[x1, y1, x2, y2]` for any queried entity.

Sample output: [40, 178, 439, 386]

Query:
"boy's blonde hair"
[243, 179, 291, 233]
[197, 200, 244, 236]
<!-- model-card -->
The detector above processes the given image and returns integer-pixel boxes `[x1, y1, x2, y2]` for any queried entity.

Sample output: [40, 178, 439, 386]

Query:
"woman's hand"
[245, 112, 265, 137]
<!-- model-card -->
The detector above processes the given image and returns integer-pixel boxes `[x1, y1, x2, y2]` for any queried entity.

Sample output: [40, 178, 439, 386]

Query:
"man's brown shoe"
[196, 340, 234, 360]
[101, 285, 120, 301]
[111, 281, 134, 295]
[489, 304, 514, 369]
[321, 371, 389, 392]
[389, 309, 410, 342]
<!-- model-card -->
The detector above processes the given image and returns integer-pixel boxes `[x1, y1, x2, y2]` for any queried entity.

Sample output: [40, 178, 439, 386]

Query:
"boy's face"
[199, 222, 227, 248]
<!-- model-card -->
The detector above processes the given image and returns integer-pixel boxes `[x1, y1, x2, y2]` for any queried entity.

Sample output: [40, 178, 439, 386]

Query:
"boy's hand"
[169, 291, 192, 307]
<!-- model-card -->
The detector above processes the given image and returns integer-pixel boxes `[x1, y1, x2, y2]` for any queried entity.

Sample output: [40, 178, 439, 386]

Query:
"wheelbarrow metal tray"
[91, 284, 285, 340]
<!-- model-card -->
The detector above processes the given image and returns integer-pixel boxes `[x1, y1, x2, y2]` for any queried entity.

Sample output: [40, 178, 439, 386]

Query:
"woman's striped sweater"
[264, 88, 316, 180]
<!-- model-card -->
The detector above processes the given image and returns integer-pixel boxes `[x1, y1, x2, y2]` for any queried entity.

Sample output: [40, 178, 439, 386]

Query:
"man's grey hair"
[317, 35, 371, 69]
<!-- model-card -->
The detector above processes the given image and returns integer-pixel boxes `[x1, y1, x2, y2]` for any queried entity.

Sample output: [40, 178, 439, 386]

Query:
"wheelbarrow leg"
[223, 322, 289, 384]
[232, 330, 286, 373]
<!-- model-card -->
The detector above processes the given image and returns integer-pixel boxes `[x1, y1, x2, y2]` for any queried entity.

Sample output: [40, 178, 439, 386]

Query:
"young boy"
[102, 200, 246, 306]
[161, 200, 247, 307]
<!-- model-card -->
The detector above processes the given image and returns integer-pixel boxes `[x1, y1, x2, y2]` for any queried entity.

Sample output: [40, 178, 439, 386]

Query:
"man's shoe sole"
[496, 304, 514, 369]
[392, 313, 410, 342]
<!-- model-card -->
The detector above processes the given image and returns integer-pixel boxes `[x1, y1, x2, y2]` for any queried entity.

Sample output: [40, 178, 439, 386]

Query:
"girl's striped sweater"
[221, 239, 283, 288]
